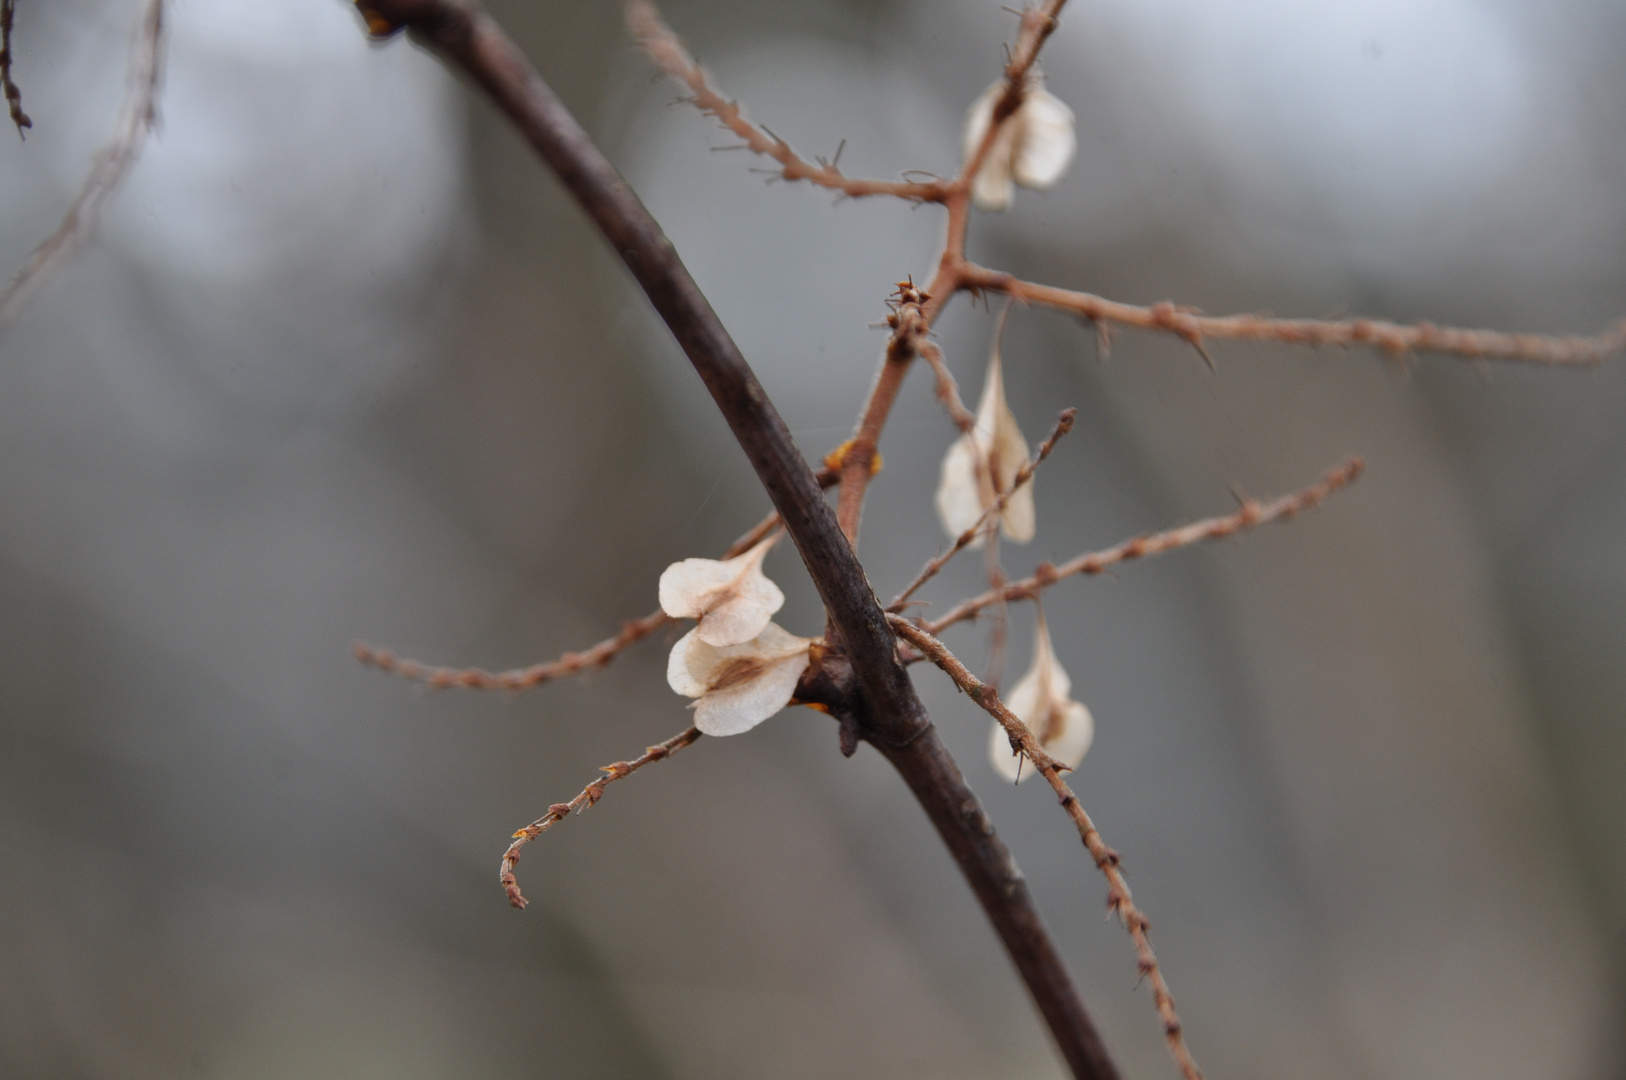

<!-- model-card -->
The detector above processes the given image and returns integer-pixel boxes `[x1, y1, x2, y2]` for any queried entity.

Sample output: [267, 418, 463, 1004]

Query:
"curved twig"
[501, 725, 702, 908]
[892, 616, 1203, 1080]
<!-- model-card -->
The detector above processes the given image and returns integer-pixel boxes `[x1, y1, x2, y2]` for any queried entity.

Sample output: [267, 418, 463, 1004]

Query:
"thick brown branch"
[925, 457, 1363, 634]
[960, 264, 1626, 367]
[357, 4, 1120, 1075]
[628, 2, 945, 203]
[889, 407, 1075, 612]
[892, 616, 1203, 1080]
[501, 725, 702, 909]
[0, 0, 165, 323]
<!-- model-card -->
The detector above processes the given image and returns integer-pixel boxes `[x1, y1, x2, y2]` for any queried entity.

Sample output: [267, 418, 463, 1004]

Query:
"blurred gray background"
[1, 0, 1623, 1077]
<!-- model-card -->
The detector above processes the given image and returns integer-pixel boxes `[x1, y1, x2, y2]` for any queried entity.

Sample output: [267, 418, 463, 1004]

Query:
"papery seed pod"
[935, 347, 1035, 546]
[658, 535, 784, 647]
[666, 622, 813, 736]
[990, 609, 1093, 783]
[961, 78, 1076, 212]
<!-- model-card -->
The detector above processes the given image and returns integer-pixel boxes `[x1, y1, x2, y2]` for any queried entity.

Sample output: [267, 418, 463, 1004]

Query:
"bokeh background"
[1, 0, 1623, 1077]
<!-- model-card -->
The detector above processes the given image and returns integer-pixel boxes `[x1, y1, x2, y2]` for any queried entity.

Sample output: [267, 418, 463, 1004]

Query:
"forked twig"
[891, 616, 1203, 1080]
[1, 0, 30, 136]
[627, 2, 945, 202]
[960, 264, 1626, 368]
[889, 407, 1075, 612]
[925, 457, 1364, 634]
[501, 725, 702, 908]
[0, 0, 166, 323]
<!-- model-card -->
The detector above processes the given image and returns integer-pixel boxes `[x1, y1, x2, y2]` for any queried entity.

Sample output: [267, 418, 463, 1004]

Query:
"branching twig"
[924, 457, 1363, 635]
[0, 0, 166, 324]
[960, 264, 1626, 368]
[358, 3, 1122, 1075]
[891, 616, 1203, 1080]
[1, 0, 30, 136]
[501, 725, 702, 909]
[627, 2, 945, 202]
[889, 407, 1075, 612]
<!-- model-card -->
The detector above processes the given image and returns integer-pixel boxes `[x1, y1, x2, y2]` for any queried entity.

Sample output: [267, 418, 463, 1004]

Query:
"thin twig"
[501, 725, 702, 909]
[891, 616, 1203, 1080]
[0, 0, 166, 323]
[1, 0, 30, 136]
[352, 469, 836, 693]
[890, 407, 1075, 611]
[959, 264, 1626, 368]
[920, 340, 977, 434]
[925, 457, 1363, 634]
[627, 2, 944, 202]
[353, 610, 671, 692]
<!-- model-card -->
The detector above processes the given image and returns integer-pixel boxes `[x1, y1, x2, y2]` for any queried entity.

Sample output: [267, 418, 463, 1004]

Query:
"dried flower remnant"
[667, 622, 814, 736]
[990, 609, 1093, 783]
[962, 77, 1076, 212]
[659, 534, 785, 647]
[936, 346, 1035, 546]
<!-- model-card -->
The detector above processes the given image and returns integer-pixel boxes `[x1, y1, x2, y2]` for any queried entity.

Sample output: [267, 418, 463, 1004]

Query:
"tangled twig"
[924, 457, 1364, 634]
[891, 616, 1203, 1080]
[501, 725, 703, 908]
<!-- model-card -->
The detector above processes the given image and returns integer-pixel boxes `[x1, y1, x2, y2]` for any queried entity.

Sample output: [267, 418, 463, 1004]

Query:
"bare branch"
[501, 725, 702, 909]
[925, 457, 1364, 634]
[0, 0, 166, 323]
[960, 264, 1626, 368]
[891, 616, 1203, 1080]
[1, 0, 30, 136]
[890, 407, 1075, 612]
[627, 2, 946, 202]
[356, 3, 1122, 1074]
